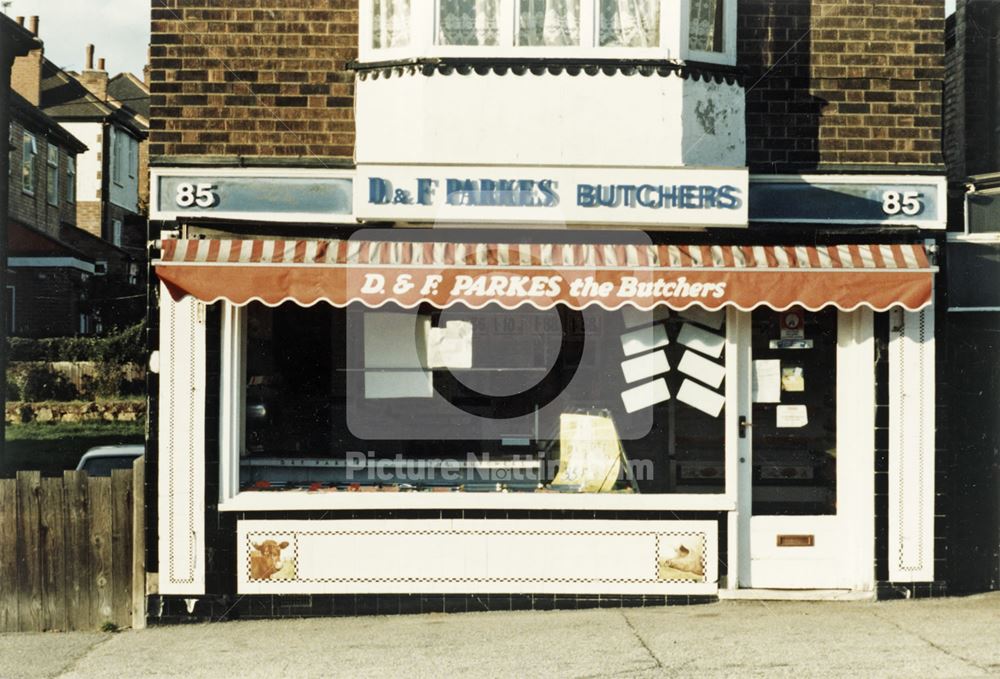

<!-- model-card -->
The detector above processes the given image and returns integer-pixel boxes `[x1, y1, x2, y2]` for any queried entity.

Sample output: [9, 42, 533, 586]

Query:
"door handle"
[739, 416, 752, 439]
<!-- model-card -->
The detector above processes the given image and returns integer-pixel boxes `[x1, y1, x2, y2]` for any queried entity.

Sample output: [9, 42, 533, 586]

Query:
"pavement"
[0, 594, 998, 679]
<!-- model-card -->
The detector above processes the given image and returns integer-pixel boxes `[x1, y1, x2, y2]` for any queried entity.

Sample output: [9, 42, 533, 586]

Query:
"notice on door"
[752, 359, 781, 403]
[776, 405, 808, 428]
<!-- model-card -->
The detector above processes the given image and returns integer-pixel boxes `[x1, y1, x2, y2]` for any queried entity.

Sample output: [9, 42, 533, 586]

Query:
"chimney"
[10, 17, 43, 106]
[79, 45, 109, 102]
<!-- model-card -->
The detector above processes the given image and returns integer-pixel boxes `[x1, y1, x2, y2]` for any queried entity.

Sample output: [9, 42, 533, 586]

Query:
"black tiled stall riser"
[146, 593, 718, 624]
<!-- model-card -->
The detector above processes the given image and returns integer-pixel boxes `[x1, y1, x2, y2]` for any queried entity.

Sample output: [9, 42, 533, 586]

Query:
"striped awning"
[155, 239, 936, 312]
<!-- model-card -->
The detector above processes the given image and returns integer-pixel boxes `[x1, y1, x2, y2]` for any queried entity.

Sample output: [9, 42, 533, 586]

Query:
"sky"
[0, 0, 958, 79]
[4, 0, 150, 78]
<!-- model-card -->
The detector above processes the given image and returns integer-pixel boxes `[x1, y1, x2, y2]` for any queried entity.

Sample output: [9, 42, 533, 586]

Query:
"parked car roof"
[75, 445, 144, 475]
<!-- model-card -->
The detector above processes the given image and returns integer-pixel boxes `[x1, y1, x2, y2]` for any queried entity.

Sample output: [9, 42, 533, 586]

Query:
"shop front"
[151, 232, 936, 603]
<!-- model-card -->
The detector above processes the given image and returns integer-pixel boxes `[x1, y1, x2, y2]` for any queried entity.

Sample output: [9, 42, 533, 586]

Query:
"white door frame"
[734, 308, 875, 590]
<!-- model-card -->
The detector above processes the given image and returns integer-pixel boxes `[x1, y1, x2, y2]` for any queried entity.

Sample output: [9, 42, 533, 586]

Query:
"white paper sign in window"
[427, 320, 474, 369]
[364, 312, 432, 398]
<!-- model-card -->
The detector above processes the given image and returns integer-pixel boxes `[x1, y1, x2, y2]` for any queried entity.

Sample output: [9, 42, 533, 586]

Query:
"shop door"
[737, 307, 873, 590]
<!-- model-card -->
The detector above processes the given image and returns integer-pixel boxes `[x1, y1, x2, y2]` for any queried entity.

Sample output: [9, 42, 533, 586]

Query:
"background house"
[9, 17, 148, 335]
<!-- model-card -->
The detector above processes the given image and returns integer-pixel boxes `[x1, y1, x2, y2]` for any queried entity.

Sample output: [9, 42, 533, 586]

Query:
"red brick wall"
[739, 0, 945, 173]
[149, 1, 357, 163]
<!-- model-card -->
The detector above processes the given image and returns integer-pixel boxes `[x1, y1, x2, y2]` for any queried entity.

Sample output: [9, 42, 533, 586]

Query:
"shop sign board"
[151, 168, 355, 223]
[355, 164, 750, 228]
[749, 175, 947, 229]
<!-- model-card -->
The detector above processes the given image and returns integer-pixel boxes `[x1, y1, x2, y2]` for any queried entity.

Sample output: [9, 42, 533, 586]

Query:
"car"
[75, 444, 144, 476]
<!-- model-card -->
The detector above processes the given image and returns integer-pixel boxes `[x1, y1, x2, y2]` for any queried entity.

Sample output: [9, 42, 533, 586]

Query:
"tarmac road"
[0, 593, 998, 678]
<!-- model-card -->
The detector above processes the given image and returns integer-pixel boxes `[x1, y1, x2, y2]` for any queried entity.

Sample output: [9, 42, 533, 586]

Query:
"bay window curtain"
[600, 0, 659, 47]
[439, 0, 500, 45]
[373, 0, 411, 48]
[519, 0, 581, 46]
[689, 0, 724, 52]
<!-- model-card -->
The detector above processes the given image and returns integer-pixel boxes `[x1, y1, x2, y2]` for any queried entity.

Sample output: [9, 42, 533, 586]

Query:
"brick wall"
[9, 268, 86, 337]
[7, 118, 78, 238]
[149, 1, 357, 164]
[944, 0, 1000, 180]
[75, 201, 102, 238]
[739, 0, 945, 173]
[11, 49, 42, 106]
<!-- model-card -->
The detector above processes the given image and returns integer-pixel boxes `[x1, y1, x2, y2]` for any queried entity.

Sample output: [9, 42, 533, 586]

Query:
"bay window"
[360, 0, 735, 63]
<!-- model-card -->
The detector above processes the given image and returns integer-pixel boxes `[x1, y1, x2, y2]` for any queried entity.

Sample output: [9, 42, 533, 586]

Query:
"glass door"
[737, 307, 873, 590]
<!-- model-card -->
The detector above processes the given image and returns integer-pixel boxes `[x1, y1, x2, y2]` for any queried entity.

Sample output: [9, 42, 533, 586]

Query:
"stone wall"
[6, 400, 145, 424]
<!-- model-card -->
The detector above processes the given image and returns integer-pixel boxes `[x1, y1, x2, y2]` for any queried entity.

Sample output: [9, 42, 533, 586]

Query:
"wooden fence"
[0, 459, 145, 632]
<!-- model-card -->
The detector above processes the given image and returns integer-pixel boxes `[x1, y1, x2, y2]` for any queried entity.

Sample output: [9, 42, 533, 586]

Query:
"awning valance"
[155, 239, 935, 312]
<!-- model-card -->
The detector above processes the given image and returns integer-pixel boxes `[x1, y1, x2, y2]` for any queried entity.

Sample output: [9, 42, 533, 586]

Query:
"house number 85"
[881, 191, 923, 216]
[175, 183, 218, 208]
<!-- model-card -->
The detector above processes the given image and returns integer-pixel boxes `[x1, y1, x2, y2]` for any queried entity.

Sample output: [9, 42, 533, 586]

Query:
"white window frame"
[46, 144, 59, 206]
[358, 0, 735, 64]
[682, 0, 736, 66]
[128, 136, 137, 179]
[216, 301, 739, 512]
[21, 132, 37, 196]
[66, 155, 76, 204]
[111, 127, 124, 187]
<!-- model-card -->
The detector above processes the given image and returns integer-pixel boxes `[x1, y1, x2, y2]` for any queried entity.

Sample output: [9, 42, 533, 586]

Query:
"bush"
[6, 378, 19, 401]
[19, 366, 79, 401]
[7, 322, 145, 364]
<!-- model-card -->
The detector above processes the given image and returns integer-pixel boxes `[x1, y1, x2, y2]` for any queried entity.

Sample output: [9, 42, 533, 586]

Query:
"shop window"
[361, 0, 735, 62]
[229, 301, 730, 497]
[46, 145, 59, 206]
[21, 133, 36, 195]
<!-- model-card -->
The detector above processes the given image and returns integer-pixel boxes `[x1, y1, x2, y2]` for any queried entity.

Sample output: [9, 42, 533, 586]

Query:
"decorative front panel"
[238, 520, 718, 595]
[888, 306, 936, 582]
[157, 287, 207, 595]
[355, 69, 745, 176]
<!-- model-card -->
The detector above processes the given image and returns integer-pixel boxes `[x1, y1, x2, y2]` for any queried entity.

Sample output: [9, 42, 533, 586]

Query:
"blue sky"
[5, 0, 150, 78]
[1, 0, 958, 79]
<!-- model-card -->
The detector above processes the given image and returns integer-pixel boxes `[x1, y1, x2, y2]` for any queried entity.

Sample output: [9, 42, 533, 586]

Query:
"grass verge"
[3, 420, 144, 477]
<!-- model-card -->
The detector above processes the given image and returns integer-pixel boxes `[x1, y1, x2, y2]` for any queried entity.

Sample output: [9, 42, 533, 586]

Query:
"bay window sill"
[219, 489, 736, 512]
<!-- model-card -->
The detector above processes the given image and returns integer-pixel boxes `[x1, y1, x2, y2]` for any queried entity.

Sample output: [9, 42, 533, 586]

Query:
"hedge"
[7, 322, 145, 365]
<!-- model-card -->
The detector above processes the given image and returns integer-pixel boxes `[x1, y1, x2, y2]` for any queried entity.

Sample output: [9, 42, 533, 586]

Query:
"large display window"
[224, 300, 732, 501]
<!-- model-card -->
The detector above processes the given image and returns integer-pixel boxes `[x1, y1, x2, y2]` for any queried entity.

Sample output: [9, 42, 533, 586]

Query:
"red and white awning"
[155, 239, 935, 312]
